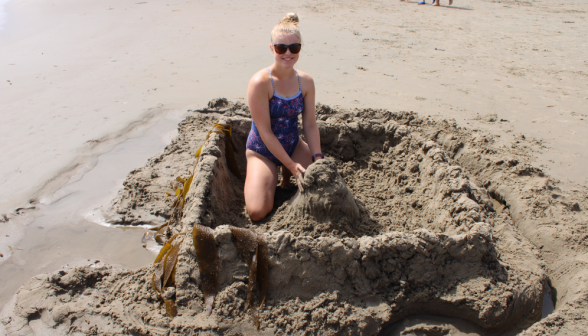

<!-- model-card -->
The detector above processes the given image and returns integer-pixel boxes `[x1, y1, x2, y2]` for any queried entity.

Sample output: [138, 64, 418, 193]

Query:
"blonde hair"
[271, 13, 302, 43]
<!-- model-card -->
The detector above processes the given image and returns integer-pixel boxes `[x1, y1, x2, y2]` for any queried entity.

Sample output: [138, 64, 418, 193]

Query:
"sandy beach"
[1, 0, 587, 334]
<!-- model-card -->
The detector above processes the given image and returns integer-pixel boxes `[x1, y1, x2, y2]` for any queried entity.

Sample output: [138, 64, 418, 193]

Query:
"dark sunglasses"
[273, 43, 302, 54]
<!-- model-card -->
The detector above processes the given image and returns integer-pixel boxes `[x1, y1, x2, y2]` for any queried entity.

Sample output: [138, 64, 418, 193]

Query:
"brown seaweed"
[230, 226, 258, 263]
[152, 260, 164, 296]
[256, 233, 269, 308]
[165, 300, 177, 317]
[152, 233, 184, 317]
[147, 122, 242, 241]
[229, 226, 269, 328]
[192, 224, 219, 316]
[162, 243, 181, 288]
[247, 248, 260, 329]
[154, 233, 180, 263]
[193, 123, 241, 179]
[219, 123, 242, 179]
[145, 123, 244, 317]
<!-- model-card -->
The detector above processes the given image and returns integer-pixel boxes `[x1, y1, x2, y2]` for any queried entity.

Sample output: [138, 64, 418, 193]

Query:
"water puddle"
[542, 289, 555, 317]
[0, 110, 185, 309]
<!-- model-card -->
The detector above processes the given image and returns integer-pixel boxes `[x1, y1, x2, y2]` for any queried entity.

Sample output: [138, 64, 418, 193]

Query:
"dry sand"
[1, 0, 588, 334]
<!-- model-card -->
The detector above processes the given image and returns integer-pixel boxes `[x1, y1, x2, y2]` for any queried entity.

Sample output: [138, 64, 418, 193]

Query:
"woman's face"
[270, 33, 301, 69]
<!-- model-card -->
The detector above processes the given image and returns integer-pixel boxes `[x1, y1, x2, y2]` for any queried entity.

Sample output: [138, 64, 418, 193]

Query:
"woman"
[245, 13, 323, 221]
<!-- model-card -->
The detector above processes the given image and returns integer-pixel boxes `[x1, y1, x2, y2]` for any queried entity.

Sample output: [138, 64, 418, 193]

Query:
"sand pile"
[287, 159, 360, 223]
[3, 100, 587, 335]
[269, 160, 361, 237]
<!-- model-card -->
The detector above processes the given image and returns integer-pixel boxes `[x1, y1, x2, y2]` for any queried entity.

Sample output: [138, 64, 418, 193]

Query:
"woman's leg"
[245, 150, 279, 221]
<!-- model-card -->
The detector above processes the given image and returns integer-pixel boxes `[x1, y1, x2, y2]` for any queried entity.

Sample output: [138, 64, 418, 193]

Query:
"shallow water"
[0, 110, 185, 309]
[542, 289, 555, 319]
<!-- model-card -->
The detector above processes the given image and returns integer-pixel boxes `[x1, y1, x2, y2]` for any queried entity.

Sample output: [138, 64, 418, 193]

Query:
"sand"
[3, 103, 586, 335]
[1, 0, 588, 334]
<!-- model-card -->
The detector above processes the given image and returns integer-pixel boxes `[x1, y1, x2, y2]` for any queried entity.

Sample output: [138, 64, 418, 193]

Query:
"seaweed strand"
[192, 224, 219, 316]
[229, 226, 269, 329]
[144, 122, 244, 318]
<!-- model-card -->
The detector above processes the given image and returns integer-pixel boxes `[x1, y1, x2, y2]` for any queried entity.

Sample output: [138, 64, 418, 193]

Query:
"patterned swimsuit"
[246, 68, 304, 166]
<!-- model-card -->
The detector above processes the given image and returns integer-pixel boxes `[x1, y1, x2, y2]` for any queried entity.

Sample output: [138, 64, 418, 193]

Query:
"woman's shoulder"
[296, 69, 314, 86]
[249, 68, 271, 87]
[295, 69, 315, 91]
[295, 69, 313, 82]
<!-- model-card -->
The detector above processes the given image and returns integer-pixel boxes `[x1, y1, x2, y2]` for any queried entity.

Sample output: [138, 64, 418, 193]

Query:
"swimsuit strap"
[295, 69, 302, 92]
[267, 68, 275, 95]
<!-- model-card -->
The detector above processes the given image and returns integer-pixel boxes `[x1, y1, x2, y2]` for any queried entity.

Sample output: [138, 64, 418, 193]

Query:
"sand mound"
[290, 160, 360, 223]
[269, 160, 361, 237]
[4, 100, 588, 335]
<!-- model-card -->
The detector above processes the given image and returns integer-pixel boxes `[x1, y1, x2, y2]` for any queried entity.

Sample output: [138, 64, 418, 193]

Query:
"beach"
[1, 0, 587, 334]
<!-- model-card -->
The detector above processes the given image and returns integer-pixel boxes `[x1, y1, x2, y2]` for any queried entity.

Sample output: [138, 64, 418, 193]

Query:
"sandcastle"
[3, 100, 587, 335]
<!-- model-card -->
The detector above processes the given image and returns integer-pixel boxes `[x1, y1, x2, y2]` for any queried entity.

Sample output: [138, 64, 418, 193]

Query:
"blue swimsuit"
[246, 68, 304, 166]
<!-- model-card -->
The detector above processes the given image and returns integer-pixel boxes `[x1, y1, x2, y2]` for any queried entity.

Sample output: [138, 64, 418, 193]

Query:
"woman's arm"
[300, 73, 322, 159]
[248, 71, 301, 174]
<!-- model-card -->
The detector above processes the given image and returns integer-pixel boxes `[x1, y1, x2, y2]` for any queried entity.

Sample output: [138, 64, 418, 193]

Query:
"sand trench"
[2, 100, 587, 335]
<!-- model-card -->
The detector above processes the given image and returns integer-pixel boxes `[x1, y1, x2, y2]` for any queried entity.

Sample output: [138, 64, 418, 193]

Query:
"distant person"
[433, 0, 453, 6]
[403, 0, 453, 5]
[244, 13, 323, 221]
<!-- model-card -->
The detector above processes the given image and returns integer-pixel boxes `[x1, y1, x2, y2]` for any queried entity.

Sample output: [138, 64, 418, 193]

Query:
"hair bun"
[282, 13, 299, 25]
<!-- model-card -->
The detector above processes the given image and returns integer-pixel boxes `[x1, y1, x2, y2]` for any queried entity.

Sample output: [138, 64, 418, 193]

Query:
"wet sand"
[0, 112, 184, 308]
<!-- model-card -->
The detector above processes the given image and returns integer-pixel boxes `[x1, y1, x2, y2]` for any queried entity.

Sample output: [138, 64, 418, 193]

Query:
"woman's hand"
[288, 163, 306, 193]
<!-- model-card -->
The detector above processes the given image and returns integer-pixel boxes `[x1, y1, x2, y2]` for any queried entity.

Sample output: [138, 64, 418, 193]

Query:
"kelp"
[229, 226, 270, 329]
[144, 122, 243, 317]
[151, 233, 185, 317]
[247, 248, 260, 328]
[219, 124, 242, 179]
[148, 123, 241, 237]
[256, 235, 269, 307]
[165, 300, 177, 317]
[187, 225, 268, 327]
[192, 224, 219, 316]
[147, 123, 241, 240]
[144, 122, 242, 317]
[194, 123, 241, 179]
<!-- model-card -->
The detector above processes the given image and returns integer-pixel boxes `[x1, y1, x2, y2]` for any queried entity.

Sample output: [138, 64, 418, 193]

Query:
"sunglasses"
[273, 43, 302, 54]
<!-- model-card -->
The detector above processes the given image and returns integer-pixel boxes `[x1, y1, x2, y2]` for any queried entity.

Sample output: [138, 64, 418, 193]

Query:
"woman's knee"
[247, 203, 272, 221]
